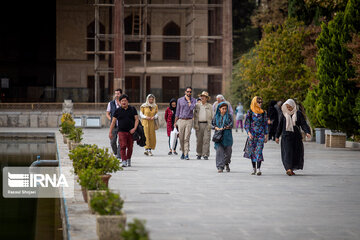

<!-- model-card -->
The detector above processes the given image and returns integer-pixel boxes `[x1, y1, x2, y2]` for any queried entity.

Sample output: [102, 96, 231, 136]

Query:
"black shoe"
[168, 151, 172, 155]
[180, 153, 185, 160]
[203, 156, 209, 160]
[196, 155, 201, 160]
[225, 164, 230, 172]
[173, 151, 178, 155]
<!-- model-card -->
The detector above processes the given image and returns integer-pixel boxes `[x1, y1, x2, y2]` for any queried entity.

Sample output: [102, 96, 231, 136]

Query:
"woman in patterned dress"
[244, 96, 268, 175]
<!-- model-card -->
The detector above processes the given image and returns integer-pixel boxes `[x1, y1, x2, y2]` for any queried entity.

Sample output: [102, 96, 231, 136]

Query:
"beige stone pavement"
[2, 127, 360, 240]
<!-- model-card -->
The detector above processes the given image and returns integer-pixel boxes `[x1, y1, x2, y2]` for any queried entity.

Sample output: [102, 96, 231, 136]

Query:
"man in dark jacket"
[106, 88, 122, 159]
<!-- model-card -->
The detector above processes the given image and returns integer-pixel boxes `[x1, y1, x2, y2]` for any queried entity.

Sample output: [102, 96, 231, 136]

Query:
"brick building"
[0, 0, 232, 103]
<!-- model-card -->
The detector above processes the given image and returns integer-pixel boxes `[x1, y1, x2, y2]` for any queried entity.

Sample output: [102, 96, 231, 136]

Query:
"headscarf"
[141, 94, 157, 108]
[169, 98, 177, 126]
[250, 96, 264, 114]
[214, 102, 233, 148]
[281, 99, 297, 132]
[215, 102, 230, 128]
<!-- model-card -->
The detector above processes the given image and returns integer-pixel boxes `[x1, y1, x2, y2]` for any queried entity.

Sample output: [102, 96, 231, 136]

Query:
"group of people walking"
[107, 88, 311, 176]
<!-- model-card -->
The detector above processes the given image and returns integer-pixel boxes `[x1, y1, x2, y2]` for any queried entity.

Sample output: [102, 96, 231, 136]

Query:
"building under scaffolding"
[0, 0, 232, 103]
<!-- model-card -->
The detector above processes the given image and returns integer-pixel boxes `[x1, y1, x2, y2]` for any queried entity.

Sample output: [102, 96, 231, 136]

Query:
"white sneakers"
[121, 159, 131, 167]
[121, 160, 127, 167]
[144, 149, 153, 156]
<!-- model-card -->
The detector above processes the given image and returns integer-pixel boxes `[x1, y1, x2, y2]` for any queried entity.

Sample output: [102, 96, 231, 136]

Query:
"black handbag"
[212, 130, 224, 143]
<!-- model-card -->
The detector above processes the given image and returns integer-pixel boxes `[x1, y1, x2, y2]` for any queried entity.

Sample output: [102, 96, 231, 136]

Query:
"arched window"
[163, 21, 180, 60]
[124, 15, 151, 61]
[87, 21, 105, 60]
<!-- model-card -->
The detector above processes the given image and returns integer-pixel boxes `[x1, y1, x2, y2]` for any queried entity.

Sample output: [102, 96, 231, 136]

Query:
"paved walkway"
[86, 128, 360, 240]
[2, 127, 360, 240]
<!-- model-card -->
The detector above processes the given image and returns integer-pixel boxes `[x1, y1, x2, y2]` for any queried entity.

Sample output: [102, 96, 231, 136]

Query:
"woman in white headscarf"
[140, 94, 158, 156]
[275, 99, 311, 176]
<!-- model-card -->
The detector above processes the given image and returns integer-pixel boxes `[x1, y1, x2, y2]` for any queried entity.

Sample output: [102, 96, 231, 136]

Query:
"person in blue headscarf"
[211, 102, 233, 173]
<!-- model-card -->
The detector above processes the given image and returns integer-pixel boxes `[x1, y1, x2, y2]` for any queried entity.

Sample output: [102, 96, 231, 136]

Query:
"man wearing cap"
[174, 86, 197, 160]
[193, 91, 214, 160]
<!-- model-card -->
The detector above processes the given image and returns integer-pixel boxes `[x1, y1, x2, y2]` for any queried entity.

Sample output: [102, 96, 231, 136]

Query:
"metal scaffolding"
[90, 0, 232, 103]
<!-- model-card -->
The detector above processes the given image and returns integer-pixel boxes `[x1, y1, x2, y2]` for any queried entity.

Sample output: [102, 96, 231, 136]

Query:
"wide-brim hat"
[198, 91, 210, 100]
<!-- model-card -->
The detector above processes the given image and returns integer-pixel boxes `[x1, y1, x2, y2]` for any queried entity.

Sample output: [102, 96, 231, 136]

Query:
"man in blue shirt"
[174, 87, 196, 160]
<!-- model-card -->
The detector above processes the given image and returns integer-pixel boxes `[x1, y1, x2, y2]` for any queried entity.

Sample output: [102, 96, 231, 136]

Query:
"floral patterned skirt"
[243, 135, 265, 162]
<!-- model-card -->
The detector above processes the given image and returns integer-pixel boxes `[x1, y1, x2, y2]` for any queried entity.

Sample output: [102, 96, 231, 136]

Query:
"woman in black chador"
[275, 99, 311, 176]
[267, 100, 278, 141]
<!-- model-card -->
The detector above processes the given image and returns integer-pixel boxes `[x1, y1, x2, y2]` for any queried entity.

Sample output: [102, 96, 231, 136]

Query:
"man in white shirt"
[106, 88, 122, 159]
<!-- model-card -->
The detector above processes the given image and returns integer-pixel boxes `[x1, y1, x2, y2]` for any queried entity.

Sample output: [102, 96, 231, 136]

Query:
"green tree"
[304, 0, 360, 134]
[232, 18, 313, 108]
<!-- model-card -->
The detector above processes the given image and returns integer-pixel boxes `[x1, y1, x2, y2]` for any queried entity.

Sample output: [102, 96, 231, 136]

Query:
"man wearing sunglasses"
[174, 87, 197, 160]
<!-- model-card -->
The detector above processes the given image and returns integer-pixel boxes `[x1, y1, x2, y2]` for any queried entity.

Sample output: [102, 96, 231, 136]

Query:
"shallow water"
[0, 133, 62, 240]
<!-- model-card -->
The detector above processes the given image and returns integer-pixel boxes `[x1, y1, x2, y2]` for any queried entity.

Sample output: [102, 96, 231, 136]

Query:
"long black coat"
[276, 111, 310, 171]
[267, 100, 279, 139]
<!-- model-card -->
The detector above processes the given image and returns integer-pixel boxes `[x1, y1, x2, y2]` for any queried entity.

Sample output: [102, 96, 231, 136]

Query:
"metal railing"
[0, 102, 172, 112]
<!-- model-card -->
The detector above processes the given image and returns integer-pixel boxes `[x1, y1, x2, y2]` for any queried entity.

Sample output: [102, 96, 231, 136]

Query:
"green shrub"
[69, 144, 121, 175]
[59, 120, 75, 135]
[77, 168, 107, 190]
[304, 0, 360, 134]
[61, 113, 75, 123]
[355, 91, 360, 129]
[68, 128, 83, 143]
[231, 18, 313, 107]
[120, 218, 150, 240]
[90, 190, 124, 215]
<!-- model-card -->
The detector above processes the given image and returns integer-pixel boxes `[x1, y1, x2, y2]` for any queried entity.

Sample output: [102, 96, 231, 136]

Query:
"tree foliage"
[304, 0, 360, 134]
[346, 33, 360, 84]
[232, 19, 313, 109]
[289, 0, 347, 25]
[251, 0, 289, 28]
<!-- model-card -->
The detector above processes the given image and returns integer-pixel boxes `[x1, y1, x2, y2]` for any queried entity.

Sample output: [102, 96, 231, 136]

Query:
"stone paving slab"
[2, 127, 360, 240]
[83, 128, 360, 240]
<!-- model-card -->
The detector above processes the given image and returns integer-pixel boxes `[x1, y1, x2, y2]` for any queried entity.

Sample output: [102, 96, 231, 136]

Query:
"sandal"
[286, 169, 292, 176]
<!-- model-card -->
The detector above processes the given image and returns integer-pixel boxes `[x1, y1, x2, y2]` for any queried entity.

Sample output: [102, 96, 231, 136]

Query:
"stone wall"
[0, 109, 169, 128]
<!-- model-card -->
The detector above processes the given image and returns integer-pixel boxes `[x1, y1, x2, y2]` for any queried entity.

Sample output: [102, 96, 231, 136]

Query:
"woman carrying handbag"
[212, 102, 233, 173]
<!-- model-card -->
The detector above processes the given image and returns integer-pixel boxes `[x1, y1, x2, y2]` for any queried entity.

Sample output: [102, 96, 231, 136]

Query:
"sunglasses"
[257, 101, 263, 104]
[186, 91, 192, 93]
